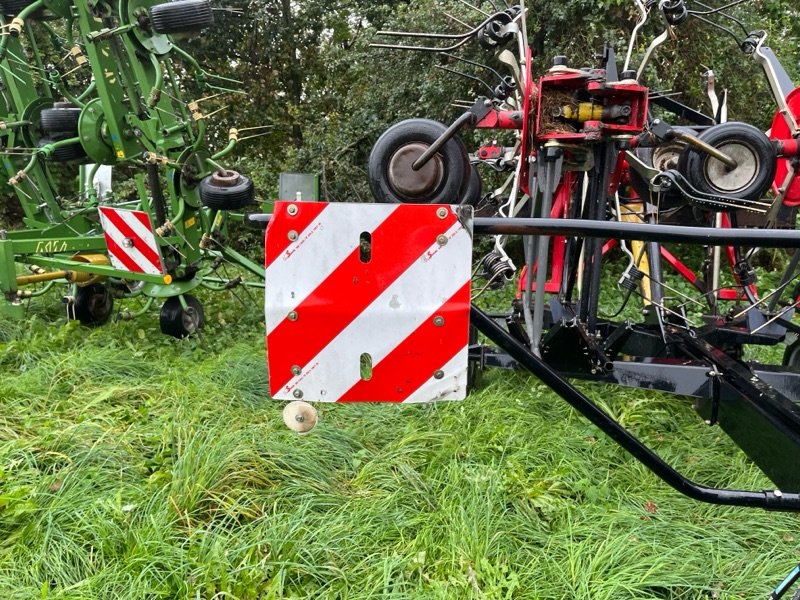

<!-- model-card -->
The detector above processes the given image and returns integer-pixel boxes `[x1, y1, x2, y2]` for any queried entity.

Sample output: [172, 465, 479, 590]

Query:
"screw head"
[287, 204, 298, 216]
[433, 316, 445, 327]
[433, 370, 444, 380]
[287, 311, 298, 321]
[288, 230, 298, 241]
[293, 389, 303, 399]
[291, 365, 302, 376]
[436, 234, 448, 246]
[122, 237, 134, 248]
[436, 207, 448, 219]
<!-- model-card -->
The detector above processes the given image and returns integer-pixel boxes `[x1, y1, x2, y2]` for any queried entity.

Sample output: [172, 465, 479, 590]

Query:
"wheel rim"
[182, 308, 199, 333]
[387, 143, 444, 200]
[703, 142, 759, 194]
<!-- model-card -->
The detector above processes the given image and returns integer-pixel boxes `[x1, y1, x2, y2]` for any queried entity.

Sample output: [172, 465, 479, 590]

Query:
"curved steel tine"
[369, 37, 476, 53]
[374, 11, 505, 40]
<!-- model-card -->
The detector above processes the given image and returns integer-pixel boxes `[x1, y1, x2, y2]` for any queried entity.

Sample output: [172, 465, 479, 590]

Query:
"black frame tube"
[470, 305, 800, 511]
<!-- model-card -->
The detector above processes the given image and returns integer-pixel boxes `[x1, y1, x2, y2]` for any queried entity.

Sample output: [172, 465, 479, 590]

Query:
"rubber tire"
[38, 137, 87, 162]
[160, 294, 204, 338]
[0, 0, 39, 17]
[680, 122, 776, 200]
[199, 172, 255, 210]
[149, 0, 213, 34]
[74, 283, 114, 326]
[368, 118, 470, 204]
[462, 165, 483, 206]
[40, 107, 81, 137]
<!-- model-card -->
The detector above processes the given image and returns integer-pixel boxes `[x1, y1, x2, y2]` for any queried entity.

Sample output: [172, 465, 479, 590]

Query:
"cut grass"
[0, 289, 798, 599]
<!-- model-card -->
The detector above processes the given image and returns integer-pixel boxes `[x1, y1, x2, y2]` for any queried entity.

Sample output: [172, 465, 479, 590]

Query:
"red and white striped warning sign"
[265, 201, 472, 403]
[97, 207, 165, 275]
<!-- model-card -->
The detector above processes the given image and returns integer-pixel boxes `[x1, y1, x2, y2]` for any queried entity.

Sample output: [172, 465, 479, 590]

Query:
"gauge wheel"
[680, 121, 776, 200]
[784, 338, 800, 370]
[40, 107, 81, 137]
[74, 283, 114, 326]
[159, 294, 204, 338]
[39, 137, 87, 162]
[148, 0, 213, 35]
[462, 165, 483, 206]
[628, 125, 695, 210]
[199, 170, 255, 210]
[368, 118, 470, 204]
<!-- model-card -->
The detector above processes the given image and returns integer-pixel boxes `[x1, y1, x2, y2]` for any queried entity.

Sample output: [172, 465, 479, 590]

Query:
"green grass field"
[0, 289, 798, 599]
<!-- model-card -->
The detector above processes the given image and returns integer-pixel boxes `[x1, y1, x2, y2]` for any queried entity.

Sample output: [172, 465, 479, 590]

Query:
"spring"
[481, 251, 514, 289]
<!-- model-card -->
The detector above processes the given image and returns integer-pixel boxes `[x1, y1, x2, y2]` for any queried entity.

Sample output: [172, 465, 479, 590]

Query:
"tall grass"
[0, 290, 798, 599]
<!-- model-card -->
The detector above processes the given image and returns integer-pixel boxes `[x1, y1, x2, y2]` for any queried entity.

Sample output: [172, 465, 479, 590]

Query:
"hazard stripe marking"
[338, 282, 470, 402]
[267, 207, 459, 393]
[264, 203, 399, 332]
[269, 217, 470, 401]
[264, 202, 329, 266]
[100, 208, 162, 270]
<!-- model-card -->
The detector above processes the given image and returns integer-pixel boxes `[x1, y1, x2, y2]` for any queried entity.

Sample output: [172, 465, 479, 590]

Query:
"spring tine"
[443, 12, 472, 29]
[375, 11, 503, 40]
[456, 0, 492, 18]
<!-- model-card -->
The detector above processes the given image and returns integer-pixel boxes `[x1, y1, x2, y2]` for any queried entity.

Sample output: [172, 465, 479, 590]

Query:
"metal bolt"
[433, 370, 444, 380]
[288, 230, 298, 241]
[436, 207, 448, 219]
[433, 316, 445, 327]
[293, 389, 303, 399]
[774, 489, 783, 497]
[122, 237, 134, 248]
[291, 365, 302, 376]
[287, 204, 298, 216]
[287, 310, 298, 321]
[437, 234, 448, 246]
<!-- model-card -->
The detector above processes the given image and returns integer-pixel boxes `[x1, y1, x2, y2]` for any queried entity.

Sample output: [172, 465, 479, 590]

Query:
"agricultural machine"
[258, 0, 800, 596]
[0, 0, 265, 336]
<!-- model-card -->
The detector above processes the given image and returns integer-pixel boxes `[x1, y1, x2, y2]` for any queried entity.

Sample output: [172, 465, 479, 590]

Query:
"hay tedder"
[256, 0, 800, 596]
[0, 0, 265, 335]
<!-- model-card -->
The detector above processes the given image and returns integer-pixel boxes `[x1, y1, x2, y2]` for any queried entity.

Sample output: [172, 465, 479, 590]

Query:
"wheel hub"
[388, 143, 444, 199]
[703, 142, 758, 194]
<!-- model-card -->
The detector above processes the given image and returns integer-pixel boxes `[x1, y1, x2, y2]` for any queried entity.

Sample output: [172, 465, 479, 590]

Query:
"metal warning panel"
[98, 207, 165, 275]
[265, 202, 473, 403]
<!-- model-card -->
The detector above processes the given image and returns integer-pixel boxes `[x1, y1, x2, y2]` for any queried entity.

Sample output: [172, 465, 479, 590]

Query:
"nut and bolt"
[436, 234, 448, 246]
[433, 370, 444, 380]
[433, 316, 445, 327]
[288, 230, 298, 241]
[436, 207, 448, 219]
[287, 204, 298, 216]
[287, 310, 298, 321]
[293, 389, 303, 399]
[291, 365, 302, 376]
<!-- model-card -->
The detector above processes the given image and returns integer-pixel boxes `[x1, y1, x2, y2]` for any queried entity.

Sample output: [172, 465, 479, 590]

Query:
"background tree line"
[188, 0, 800, 203]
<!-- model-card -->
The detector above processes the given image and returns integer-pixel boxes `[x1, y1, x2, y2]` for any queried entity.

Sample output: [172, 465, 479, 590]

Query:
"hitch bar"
[471, 305, 800, 511]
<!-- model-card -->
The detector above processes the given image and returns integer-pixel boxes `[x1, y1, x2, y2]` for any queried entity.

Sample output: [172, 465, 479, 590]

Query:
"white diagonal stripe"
[274, 219, 471, 402]
[401, 349, 468, 403]
[118, 210, 159, 252]
[265, 204, 398, 331]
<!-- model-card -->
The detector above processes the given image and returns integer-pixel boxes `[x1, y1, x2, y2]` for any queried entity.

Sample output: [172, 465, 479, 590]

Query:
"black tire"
[160, 294, 204, 338]
[74, 283, 114, 326]
[0, 0, 38, 16]
[40, 107, 81, 137]
[368, 118, 470, 204]
[199, 170, 255, 210]
[680, 122, 776, 200]
[148, 0, 213, 34]
[38, 137, 87, 162]
[462, 165, 483, 206]
[785, 333, 800, 370]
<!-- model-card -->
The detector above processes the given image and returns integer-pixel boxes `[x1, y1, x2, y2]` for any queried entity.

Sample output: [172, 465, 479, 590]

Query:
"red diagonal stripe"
[267, 206, 457, 393]
[338, 281, 471, 402]
[265, 202, 329, 267]
[100, 208, 162, 270]
[105, 234, 145, 273]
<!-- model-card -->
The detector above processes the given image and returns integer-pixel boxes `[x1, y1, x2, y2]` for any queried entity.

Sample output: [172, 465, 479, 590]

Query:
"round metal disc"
[282, 401, 318, 433]
[703, 142, 758, 194]
[388, 143, 444, 199]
